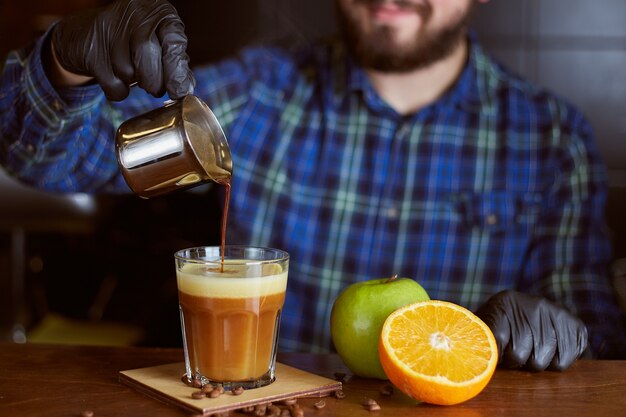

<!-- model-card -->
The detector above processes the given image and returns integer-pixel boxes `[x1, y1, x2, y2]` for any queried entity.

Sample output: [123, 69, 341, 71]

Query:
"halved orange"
[378, 300, 498, 406]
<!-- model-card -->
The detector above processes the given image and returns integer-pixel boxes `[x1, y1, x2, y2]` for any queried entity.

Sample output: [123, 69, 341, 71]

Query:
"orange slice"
[378, 300, 498, 405]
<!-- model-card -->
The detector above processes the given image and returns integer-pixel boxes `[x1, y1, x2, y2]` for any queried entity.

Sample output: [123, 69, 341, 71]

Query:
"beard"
[337, 0, 473, 72]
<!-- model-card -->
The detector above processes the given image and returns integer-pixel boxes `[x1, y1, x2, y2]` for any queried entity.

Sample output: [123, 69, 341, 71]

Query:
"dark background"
[1, 0, 625, 346]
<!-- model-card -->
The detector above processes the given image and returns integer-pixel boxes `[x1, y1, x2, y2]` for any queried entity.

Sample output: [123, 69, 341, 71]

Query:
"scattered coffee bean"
[289, 405, 304, 417]
[208, 388, 223, 398]
[191, 390, 205, 400]
[254, 403, 267, 416]
[241, 405, 256, 413]
[334, 372, 347, 382]
[80, 411, 94, 417]
[313, 399, 326, 409]
[279, 409, 291, 417]
[181, 373, 191, 386]
[367, 402, 381, 412]
[192, 377, 202, 388]
[267, 404, 282, 417]
[280, 398, 297, 406]
[362, 398, 381, 411]
[334, 389, 346, 399]
[379, 384, 394, 396]
[232, 385, 245, 395]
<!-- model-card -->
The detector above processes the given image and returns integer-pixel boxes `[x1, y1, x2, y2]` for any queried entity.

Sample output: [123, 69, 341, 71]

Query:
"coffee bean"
[267, 404, 282, 417]
[253, 403, 267, 416]
[334, 389, 346, 399]
[313, 400, 326, 409]
[289, 405, 304, 417]
[379, 384, 394, 396]
[202, 384, 214, 393]
[80, 411, 94, 417]
[191, 390, 205, 399]
[334, 372, 347, 382]
[280, 409, 291, 417]
[232, 385, 245, 395]
[208, 388, 222, 398]
[181, 373, 191, 386]
[279, 398, 297, 406]
[362, 398, 381, 411]
[368, 403, 381, 412]
[192, 377, 202, 388]
[241, 405, 256, 413]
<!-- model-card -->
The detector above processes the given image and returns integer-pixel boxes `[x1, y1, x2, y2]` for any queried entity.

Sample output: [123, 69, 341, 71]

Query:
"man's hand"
[50, 0, 195, 101]
[475, 290, 588, 371]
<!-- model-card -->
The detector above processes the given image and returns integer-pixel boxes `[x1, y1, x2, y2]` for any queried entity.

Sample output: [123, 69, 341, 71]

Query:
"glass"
[175, 246, 289, 389]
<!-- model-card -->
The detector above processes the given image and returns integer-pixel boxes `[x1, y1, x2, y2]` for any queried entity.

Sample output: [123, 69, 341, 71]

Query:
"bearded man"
[1, 0, 625, 368]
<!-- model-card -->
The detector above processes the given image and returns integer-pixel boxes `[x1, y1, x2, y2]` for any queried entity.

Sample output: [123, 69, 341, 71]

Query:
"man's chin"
[349, 25, 468, 72]
[352, 36, 427, 72]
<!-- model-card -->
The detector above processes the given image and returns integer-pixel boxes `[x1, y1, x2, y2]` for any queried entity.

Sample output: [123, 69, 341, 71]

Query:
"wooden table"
[0, 343, 624, 417]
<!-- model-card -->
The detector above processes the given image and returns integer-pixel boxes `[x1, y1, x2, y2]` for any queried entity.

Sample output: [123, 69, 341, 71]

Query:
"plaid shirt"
[2, 32, 625, 357]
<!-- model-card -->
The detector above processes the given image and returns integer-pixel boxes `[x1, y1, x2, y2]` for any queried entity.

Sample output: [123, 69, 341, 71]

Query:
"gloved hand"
[51, 0, 195, 101]
[475, 290, 588, 371]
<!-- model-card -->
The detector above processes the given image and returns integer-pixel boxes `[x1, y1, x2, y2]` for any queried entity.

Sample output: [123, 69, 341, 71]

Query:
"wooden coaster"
[119, 362, 342, 415]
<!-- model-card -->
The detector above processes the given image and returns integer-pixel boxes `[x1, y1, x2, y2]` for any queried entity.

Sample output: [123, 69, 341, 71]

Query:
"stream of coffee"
[217, 179, 231, 272]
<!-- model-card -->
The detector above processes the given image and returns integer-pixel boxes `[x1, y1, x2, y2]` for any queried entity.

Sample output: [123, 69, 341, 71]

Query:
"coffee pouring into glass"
[115, 95, 232, 199]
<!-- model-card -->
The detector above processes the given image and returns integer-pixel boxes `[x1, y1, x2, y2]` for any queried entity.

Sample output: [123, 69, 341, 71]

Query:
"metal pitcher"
[115, 95, 232, 199]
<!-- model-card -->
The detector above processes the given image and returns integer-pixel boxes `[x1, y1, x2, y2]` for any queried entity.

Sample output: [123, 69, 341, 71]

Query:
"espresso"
[177, 262, 287, 382]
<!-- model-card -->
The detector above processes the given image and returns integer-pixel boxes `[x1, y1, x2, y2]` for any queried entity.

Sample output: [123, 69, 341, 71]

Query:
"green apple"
[330, 275, 430, 379]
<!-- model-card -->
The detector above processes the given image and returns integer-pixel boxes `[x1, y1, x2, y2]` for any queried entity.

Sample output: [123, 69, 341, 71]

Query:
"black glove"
[51, 0, 195, 101]
[475, 290, 588, 371]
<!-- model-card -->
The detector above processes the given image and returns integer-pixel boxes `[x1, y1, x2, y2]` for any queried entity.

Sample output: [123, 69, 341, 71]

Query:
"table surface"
[0, 343, 624, 417]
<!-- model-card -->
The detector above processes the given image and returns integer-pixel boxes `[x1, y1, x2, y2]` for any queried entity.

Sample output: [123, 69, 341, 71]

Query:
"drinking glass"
[175, 246, 289, 389]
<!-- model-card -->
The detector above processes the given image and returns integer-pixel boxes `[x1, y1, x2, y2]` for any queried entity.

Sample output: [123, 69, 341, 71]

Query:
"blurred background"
[1, 0, 625, 347]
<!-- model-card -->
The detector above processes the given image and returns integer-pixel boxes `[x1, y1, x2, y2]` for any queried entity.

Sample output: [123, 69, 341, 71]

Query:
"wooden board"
[119, 362, 342, 415]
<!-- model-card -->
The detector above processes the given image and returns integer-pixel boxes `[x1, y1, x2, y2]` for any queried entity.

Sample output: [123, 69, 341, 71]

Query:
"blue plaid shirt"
[2, 32, 625, 357]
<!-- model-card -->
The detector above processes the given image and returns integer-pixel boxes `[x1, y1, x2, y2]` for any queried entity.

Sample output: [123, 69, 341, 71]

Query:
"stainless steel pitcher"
[115, 95, 232, 199]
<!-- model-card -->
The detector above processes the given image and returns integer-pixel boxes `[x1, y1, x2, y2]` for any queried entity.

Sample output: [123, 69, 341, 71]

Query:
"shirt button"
[486, 214, 498, 225]
[25, 144, 36, 154]
[53, 100, 63, 111]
